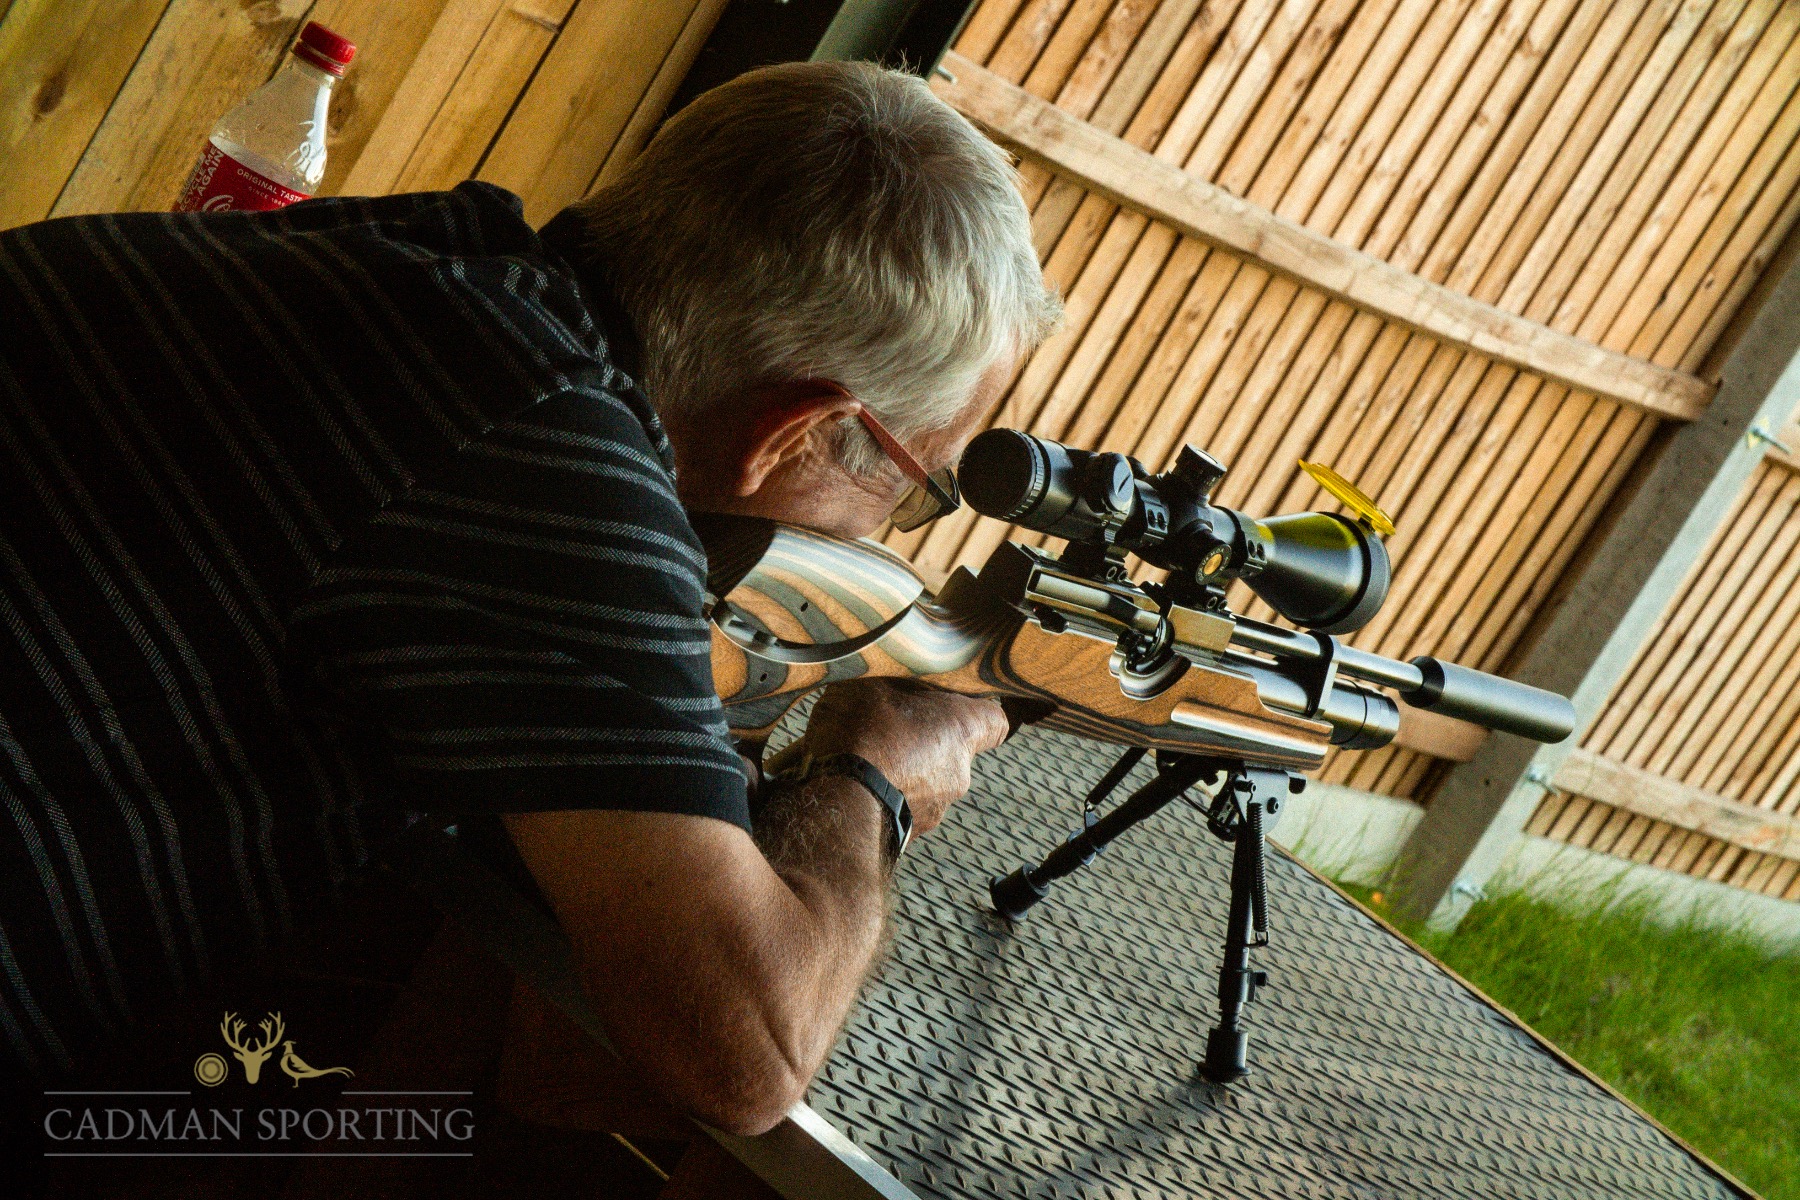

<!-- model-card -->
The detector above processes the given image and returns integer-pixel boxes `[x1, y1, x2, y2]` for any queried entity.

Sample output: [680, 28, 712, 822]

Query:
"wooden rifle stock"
[703, 520, 1332, 771]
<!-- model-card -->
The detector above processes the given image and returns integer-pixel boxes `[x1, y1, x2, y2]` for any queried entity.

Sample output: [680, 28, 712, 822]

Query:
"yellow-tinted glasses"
[855, 407, 962, 532]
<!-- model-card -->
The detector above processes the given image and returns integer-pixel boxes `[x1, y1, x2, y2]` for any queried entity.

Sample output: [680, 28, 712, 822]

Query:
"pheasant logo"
[211, 1012, 353, 1086]
[280, 1041, 354, 1087]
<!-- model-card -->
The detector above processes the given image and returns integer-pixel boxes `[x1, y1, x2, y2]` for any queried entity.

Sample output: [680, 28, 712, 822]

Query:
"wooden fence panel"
[0, 0, 724, 229]
[50, 0, 316, 217]
[907, 0, 1800, 818]
[346, 0, 575, 199]
[1531, 457, 1800, 900]
[477, 0, 727, 223]
[0, 0, 172, 229]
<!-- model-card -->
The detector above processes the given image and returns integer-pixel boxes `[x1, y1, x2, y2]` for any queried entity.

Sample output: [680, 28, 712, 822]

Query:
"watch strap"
[793, 752, 912, 861]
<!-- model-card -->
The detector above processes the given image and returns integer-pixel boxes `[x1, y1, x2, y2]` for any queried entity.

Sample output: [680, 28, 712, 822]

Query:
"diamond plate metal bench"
[805, 727, 1752, 1200]
[402, 724, 1753, 1199]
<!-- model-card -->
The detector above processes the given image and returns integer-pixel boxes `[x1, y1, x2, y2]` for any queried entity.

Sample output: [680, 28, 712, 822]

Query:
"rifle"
[705, 429, 1575, 1083]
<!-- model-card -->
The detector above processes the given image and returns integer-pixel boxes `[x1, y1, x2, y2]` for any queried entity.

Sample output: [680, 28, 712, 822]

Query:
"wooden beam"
[1553, 747, 1800, 861]
[1394, 706, 1488, 764]
[1388, 232, 1800, 929]
[934, 52, 1715, 423]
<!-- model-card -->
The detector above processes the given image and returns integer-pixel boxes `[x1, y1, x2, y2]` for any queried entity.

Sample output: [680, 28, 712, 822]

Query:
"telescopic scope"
[957, 429, 1575, 746]
[958, 429, 1390, 634]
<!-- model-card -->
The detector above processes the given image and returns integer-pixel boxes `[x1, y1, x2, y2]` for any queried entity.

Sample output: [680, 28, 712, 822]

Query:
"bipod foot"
[986, 751, 1219, 920]
[1201, 1026, 1250, 1083]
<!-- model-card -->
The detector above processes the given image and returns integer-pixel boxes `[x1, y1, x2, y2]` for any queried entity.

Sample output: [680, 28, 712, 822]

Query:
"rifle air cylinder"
[1221, 654, 1398, 750]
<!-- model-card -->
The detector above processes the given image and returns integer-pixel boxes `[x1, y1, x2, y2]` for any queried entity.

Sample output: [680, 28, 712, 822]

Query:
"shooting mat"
[806, 726, 1747, 1200]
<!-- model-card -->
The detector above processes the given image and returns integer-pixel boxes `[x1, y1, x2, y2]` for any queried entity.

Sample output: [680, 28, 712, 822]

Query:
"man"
[0, 55, 1056, 1177]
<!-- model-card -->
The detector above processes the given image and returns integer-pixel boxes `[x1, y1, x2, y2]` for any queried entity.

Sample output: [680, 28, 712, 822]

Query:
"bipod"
[1200, 765, 1303, 1083]
[988, 751, 1223, 920]
[987, 750, 1305, 1084]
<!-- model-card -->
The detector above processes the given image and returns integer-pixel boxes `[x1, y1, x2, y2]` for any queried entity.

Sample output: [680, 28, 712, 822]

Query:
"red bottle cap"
[294, 22, 356, 76]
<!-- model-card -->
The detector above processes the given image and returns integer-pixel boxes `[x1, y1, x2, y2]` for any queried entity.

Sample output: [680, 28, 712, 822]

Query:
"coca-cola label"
[173, 143, 309, 214]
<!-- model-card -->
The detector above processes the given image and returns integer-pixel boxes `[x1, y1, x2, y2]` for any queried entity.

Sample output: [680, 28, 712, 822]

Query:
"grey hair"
[573, 60, 1061, 476]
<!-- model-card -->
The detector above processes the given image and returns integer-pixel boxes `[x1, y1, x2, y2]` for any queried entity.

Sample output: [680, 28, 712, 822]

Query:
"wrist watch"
[783, 752, 912, 862]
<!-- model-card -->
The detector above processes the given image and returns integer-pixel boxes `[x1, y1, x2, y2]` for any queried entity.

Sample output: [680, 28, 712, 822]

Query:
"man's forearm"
[746, 775, 892, 1075]
[506, 789, 895, 1136]
[505, 679, 1003, 1136]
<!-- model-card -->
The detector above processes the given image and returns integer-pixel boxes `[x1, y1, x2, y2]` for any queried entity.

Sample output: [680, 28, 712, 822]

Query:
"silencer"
[1401, 658, 1575, 744]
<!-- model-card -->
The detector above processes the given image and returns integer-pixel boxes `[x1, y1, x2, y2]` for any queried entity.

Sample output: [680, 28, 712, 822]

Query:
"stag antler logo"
[212, 1011, 355, 1086]
[219, 1011, 284, 1084]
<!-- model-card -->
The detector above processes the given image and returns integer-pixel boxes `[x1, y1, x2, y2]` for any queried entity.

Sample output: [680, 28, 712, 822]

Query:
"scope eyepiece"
[958, 429, 1390, 633]
[957, 428, 1051, 522]
[958, 430, 1139, 542]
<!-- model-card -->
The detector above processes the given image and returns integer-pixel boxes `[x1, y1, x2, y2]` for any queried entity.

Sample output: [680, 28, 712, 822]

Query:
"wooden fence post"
[1389, 245, 1800, 928]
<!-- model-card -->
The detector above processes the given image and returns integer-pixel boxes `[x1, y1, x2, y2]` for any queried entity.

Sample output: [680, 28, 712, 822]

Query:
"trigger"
[1000, 697, 1056, 740]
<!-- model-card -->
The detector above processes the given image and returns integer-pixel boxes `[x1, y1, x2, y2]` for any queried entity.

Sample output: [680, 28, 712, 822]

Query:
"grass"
[1344, 884, 1800, 1199]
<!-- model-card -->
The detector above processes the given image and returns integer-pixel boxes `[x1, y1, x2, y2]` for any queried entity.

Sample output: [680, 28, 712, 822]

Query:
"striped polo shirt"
[0, 182, 747, 1077]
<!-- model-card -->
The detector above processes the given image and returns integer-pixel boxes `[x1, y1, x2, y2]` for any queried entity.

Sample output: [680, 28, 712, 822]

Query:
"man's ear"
[734, 380, 860, 497]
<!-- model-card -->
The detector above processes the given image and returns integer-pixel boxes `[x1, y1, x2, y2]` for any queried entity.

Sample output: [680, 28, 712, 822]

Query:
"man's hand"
[788, 679, 1009, 834]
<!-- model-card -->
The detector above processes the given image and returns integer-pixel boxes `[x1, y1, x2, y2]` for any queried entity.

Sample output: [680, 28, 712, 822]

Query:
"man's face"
[807, 356, 1014, 540]
[674, 355, 1015, 541]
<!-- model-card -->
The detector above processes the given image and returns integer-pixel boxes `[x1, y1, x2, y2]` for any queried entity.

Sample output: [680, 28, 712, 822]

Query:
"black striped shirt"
[0, 182, 746, 1076]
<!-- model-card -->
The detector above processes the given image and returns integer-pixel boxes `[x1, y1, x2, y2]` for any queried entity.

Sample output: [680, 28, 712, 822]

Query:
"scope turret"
[959, 429, 1390, 634]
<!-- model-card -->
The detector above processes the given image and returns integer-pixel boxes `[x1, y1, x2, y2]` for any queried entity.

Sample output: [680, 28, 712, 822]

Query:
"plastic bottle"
[172, 22, 356, 214]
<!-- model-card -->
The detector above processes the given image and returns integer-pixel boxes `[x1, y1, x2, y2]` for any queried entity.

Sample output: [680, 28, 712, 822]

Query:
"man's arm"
[504, 680, 1006, 1136]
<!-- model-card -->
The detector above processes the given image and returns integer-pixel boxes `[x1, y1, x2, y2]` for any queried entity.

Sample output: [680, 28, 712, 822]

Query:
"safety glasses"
[855, 407, 962, 532]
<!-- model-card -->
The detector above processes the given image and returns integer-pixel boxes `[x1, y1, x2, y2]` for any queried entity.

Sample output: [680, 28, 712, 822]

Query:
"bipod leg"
[989, 752, 1222, 921]
[1201, 766, 1302, 1083]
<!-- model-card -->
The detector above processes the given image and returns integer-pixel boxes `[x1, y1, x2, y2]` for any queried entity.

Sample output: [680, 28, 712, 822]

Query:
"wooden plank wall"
[1530, 454, 1800, 901]
[897, 0, 1800, 811]
[0, 0, 728, 232]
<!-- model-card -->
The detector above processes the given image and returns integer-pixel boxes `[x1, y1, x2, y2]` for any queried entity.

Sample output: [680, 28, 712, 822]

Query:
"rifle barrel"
[1225, 617, 1574, 744]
